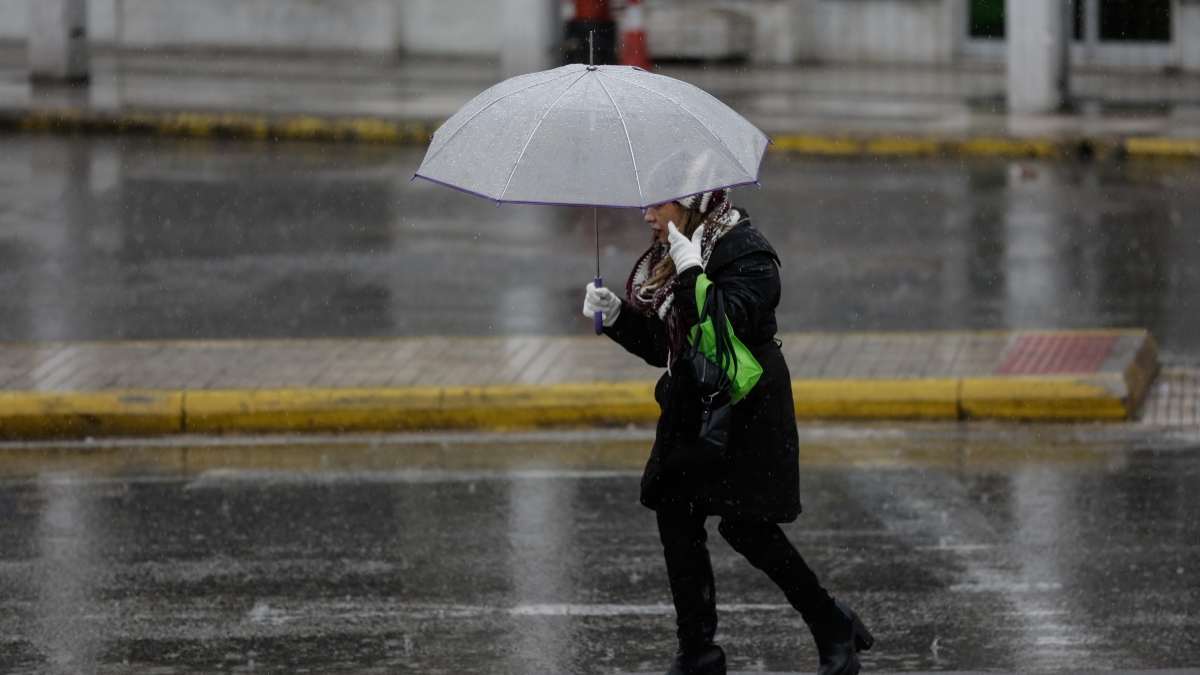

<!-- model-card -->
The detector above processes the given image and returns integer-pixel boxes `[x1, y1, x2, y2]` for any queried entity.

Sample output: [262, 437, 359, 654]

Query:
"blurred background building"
[0, 0, 1192, 70]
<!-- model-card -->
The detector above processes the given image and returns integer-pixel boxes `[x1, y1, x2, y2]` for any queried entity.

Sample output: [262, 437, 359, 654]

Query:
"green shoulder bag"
[688, 273, 763, 404]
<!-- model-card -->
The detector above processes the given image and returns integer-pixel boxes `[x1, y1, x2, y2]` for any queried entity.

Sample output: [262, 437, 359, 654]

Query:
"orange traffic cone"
[619, 0, 652, 70]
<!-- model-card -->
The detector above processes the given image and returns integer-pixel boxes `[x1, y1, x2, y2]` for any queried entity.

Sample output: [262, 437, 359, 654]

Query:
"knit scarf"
[625, 206, 744, 363]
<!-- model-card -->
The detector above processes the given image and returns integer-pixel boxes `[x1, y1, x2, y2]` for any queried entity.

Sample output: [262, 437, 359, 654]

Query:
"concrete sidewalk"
[0, 330, 1178, 439]
[3, 45, 1200, 157]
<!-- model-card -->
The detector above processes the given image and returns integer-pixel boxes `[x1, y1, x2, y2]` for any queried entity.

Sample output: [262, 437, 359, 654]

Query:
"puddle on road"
[0, 425, 1194, 481]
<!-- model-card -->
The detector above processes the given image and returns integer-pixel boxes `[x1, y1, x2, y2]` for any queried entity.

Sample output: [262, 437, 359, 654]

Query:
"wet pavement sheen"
[0, 428, 1196, 673]
[0, 136, 1198, 361]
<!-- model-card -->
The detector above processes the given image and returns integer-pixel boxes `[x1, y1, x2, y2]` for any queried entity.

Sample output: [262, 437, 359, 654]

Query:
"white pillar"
[1006, 0, 1069, 113]
[502, 0, 559, 78]
[1180, 1, 1200, 73]
[28, 0, 90, 83]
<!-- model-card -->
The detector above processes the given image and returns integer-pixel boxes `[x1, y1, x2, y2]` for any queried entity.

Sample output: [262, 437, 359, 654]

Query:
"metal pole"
[594, 208, 600, 276]
[593, 207, 603, 335]
[590, 36, 602, 335]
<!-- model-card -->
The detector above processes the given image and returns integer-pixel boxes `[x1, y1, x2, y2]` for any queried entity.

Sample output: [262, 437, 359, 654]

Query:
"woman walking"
[583, 190, 873, 675]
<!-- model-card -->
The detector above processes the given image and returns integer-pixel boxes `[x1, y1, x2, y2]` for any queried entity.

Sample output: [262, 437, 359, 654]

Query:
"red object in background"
[573, 0, 610, 21]
[994, 335, 1118, 375]
[619, 0, 652, 70]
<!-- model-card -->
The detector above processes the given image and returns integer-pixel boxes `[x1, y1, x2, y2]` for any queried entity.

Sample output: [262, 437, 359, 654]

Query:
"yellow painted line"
[792, 379, 960, 420]
[1124, 137, 1200, 159]
[0, 390, 182, 439]
[960, 375, 1129, 421]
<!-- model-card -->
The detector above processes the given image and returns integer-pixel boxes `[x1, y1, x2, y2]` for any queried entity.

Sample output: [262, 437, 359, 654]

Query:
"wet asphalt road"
[0, 135, 1198, 360]
[0, 427, 1197, 674]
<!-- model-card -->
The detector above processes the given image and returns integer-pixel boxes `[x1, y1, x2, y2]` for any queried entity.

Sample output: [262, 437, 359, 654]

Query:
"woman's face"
[645, 201, 685, 245]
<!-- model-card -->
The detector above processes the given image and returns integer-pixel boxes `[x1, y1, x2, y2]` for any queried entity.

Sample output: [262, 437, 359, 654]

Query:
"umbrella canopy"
[414, 64, 771, 209]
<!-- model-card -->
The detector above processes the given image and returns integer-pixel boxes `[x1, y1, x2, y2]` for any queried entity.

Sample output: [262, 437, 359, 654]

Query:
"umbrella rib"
[419, 69, 579, 171]
[602, 72, 760, 180]
[595, 74, 644, 207]
[498, 70, 590, 202]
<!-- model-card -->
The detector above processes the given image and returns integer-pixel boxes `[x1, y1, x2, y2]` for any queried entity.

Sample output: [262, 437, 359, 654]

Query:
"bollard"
[28, 0, 89, 84]
[1006, 0, 1069, 114]
[618, 0, 652, 70]
[565, 0, 616, 65]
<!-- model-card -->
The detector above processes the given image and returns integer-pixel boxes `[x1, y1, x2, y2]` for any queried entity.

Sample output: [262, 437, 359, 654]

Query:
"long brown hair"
[641, 204, 710, 291]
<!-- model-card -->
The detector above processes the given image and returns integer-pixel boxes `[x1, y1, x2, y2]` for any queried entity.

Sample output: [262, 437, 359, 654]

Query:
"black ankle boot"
[807, 597, 874, 675]
[665, 641, 726, 675]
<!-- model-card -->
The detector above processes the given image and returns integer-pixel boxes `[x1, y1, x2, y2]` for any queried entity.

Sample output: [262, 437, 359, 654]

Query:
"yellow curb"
[1124, 137, 1200, 159]
[959, 375, 1130, 421]
[770, 135, 862, 155]
[3, 109, 1199, 160]
[0, 326, 1161, 439]
[0, 391, 182, 439]
[862, 138, 943, 156]
[1121, 332, 1160, 415]
[791, 379, 960, 419]
[0, 109, 440, 145]
[769, 135, 1066, 158]
[949, 138, 1059, 158]
[184, 382, 659, 433]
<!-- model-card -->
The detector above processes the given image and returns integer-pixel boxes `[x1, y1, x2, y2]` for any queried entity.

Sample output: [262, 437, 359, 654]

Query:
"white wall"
[119, 0, 399, 52]
[0, 0, 116, 42]
[0, 0, 965, 64]
[708, 0, 817, 64]
[816, 0, 956, 64]
[0, 0, 27, 40]
[401, 0, 502, 56]
[1179, 1, 1200, 72]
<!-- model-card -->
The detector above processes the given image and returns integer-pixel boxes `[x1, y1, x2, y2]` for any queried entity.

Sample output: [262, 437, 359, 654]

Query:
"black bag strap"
[696, 282, 738, 381]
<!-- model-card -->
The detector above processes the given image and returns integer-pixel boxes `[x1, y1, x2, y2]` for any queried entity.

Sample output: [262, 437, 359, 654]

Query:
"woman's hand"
[667, 222, 705, 272]
[583, 283, 622, 327]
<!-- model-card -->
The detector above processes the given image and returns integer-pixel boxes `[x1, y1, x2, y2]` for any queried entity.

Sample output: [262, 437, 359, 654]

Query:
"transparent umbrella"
[413, 62, 771, 333]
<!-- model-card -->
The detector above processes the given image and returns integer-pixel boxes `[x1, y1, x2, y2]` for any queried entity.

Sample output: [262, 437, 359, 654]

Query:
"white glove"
[667, 221, 705, 273]
[583, 282, 622, 327]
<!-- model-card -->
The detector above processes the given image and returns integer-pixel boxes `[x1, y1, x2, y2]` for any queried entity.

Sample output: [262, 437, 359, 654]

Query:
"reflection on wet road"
[0, 136, 1197, 359]
[0, 428, 1196, 673]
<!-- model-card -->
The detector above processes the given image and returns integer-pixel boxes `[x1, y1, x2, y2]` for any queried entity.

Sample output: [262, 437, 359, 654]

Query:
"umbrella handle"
[594, 276, 604, 335]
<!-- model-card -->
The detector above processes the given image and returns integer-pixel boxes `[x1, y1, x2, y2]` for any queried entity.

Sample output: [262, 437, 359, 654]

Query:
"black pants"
[657, 508, 836, 643]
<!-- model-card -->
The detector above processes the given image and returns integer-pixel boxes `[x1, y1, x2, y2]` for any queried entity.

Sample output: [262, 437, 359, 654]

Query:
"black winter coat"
[605, 220, 801, 522]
